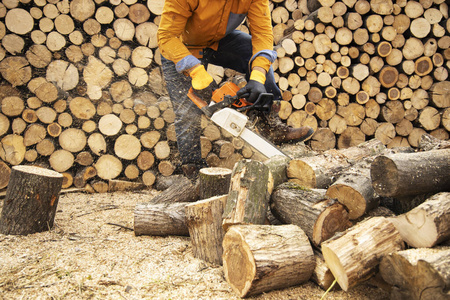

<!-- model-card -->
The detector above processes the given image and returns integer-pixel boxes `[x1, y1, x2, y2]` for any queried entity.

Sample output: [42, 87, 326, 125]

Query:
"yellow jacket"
[157, 0, 276, 74]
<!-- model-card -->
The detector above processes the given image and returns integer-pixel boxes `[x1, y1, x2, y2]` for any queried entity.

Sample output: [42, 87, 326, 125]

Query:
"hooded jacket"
[157, 0, 277, 74]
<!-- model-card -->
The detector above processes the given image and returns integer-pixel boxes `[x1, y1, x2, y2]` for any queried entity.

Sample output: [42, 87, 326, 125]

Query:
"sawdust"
[0, 190, 389, 299]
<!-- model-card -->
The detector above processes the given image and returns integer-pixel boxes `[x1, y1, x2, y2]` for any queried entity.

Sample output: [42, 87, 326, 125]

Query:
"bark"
[389, 192, 450, 248]
[134, 202, 189, 236]
[186, 195, 228, 265]
[0, 166, 63, 235]
[271, 182, 350, 246]
[322, 217, 404, 291]
[371, 149, 450, 197]
[380, 247, 450, 300]
[222, 224, 315, 298]
[222, 160, 271, 231]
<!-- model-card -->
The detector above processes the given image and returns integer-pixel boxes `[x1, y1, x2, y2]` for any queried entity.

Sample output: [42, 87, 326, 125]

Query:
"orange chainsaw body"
[187, 82, 251, 110]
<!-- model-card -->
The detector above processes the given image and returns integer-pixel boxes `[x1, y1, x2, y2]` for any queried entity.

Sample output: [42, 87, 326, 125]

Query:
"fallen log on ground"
[271, 182, 350, 246]
[380, 247, 450, 300]
[222, 224, 315, 298]
[322, 216, 404, 291]
[389, 192, 450, 248]
[133, 202, 189, 236]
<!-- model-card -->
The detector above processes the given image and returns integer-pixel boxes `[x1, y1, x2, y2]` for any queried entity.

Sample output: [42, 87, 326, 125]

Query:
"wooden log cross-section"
[271, 182, 350, 246]
[389, 192, 450, 248]
[222, 224, 315, 298]
[0, 166, 63, 235]
[322, 216, 404, 291]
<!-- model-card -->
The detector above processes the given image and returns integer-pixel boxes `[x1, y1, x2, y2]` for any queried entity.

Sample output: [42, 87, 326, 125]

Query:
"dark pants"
[161, 30, 281, 166]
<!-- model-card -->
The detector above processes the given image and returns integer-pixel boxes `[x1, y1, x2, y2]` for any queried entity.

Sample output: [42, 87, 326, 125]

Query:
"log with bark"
[134, 202, 189, 236]
[322, 216, 404, 291]
[198, 167, 232, 200]
[150, 176, 199, 204]
[380, 247, 450, 300]
[0, 166, 63, 235]
[271, 182, 350, 246]
[371, 149, 450, 198]
[185, 195, 228, 265]
[222, 224, 315, 298]
[389, 192, 450, 248]
[222, 159, 271, 230]
[287, 139, 385, 188]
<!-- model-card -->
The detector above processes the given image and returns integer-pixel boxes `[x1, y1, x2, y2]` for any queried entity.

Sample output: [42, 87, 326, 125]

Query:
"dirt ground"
[0, 189, 390, 300]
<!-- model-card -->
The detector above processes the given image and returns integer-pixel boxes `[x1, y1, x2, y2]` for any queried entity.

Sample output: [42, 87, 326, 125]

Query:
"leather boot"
[251, 101, 314, 144]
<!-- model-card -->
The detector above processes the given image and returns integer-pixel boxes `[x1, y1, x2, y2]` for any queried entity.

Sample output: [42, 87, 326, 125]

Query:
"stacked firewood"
[0, 0, 449, 192]
[271, 0, 450, 151]
[134, 134, 450, 298]
[0, 0, 264, 192]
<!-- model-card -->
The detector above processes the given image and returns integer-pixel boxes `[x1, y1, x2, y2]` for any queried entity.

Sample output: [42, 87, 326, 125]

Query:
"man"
[157, 0, 314, 178]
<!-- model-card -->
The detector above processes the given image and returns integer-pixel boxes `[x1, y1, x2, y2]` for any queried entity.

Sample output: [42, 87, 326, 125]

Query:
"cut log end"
[222, 229, 256, 297]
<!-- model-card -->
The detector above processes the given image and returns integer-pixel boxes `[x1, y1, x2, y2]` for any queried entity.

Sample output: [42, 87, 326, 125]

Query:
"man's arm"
[246, 0, 277, 73]
[157, 0, 202, 73]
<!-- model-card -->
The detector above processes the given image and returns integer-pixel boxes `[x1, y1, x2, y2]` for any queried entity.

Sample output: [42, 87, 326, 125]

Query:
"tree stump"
[222, 224, 315, 298]
[198, 167, 232, 200]
[0, 166, 63, 235]
[186, 195, 228, 265]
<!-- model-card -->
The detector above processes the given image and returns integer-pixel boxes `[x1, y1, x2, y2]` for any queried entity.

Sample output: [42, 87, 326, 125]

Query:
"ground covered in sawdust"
[0, 190, 389, 300]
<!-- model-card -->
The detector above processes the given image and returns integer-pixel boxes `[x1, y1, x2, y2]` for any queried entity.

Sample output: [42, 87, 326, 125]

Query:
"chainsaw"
[188, 82, 289, 159]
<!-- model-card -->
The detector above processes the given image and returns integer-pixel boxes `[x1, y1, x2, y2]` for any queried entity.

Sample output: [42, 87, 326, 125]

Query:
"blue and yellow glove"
[189, 64, 216, 102]
[236, 69, 267, 103]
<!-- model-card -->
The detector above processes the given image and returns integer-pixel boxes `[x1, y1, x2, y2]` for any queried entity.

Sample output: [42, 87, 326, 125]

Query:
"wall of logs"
[0, 0, 449, 191]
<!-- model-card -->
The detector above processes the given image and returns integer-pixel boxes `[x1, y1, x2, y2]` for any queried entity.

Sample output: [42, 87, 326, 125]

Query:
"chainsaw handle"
[187, 87, 209, 109]
[236, 93, 273, 112]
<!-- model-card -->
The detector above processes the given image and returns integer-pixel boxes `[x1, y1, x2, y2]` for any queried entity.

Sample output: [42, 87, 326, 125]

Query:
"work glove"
[236, 69, 266, 103]
[189, 64, 215, 103]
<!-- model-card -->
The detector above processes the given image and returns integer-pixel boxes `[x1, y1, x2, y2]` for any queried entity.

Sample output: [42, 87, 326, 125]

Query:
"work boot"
[252, 101, 314, 144]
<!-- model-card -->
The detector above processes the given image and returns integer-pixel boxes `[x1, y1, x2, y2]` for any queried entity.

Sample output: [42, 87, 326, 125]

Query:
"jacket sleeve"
[157, 0, 201, 73]
[247, 0, 277, 72]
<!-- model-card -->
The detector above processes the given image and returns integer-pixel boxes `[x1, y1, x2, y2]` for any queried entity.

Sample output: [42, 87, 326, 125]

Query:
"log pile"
[0, 0, 448, 192]
[272, 0, 449, 151]
[132, 135, 449, 298]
